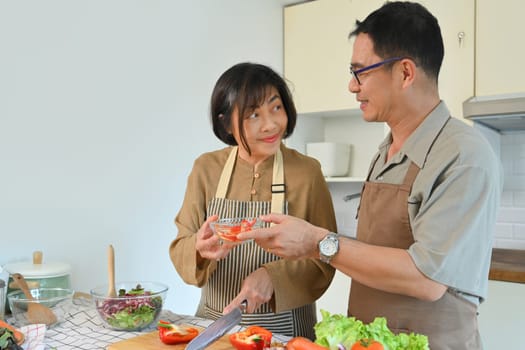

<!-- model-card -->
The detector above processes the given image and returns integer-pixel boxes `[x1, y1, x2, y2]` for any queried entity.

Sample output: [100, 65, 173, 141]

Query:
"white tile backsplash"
[326, 131, 525, 249]
[495, 132, 525, 249]
[494, 223, 513, 239]
[514, 191, 525, 207]
[497, 207, 525, 223]
[514, 224, 525, 240]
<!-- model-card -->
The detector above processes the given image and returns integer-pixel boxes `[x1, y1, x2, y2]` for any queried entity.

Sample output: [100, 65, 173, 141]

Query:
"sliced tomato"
[240, 218, 257, 232]
[217, 225, 242, 242]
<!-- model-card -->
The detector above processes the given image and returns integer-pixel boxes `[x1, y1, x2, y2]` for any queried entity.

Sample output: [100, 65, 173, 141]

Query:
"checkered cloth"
[38, 296, 289, 349]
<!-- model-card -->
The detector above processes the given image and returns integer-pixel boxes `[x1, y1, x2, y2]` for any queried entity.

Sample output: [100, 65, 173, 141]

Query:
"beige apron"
[349, 155, 482, 349]
[197, 146, 317, 338]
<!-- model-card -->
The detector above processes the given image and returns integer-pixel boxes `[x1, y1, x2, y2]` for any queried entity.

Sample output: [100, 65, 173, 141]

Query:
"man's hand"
[238, 213, 328, 259]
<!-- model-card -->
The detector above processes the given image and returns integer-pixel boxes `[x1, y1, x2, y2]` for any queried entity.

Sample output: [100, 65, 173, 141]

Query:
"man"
[238, 2, 502, 349]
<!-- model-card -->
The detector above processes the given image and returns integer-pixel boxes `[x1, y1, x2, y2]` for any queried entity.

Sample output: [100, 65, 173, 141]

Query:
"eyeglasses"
[349, 57, 403, 85]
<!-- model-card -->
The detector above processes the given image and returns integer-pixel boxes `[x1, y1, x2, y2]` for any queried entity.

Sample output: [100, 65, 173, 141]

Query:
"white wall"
[0, 0, 289, 315]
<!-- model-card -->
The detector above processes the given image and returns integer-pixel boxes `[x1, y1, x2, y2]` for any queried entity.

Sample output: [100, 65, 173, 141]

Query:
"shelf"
[325, 176, 364, 183]
[298, 108, 363, 119]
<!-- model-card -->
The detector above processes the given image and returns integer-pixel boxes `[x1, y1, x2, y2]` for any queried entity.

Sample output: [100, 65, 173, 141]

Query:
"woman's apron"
[348, 155, 482, 349]
[197, 146, 317, 339]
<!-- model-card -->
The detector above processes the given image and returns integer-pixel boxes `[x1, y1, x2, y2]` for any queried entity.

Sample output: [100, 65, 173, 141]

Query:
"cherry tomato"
[351, 339, 384, 350]
[286, 337, 328, 350]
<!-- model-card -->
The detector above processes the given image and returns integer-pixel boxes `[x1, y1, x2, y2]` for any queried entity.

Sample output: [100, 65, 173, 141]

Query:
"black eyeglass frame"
[349, 57, 404, 85]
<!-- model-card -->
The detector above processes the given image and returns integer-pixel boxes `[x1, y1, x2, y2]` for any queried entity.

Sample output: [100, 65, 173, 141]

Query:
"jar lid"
[3, 261, 71, 278]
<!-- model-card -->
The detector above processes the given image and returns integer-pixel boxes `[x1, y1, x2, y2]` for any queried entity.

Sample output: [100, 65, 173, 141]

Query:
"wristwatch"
[318, 232, 339, 263]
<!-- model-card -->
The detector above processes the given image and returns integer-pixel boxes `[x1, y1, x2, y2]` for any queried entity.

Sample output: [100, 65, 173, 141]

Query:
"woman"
[169, 62, 337, 338]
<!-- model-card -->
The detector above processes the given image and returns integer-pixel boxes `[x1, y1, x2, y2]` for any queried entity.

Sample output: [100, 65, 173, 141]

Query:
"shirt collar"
[378, 101, 451, 169]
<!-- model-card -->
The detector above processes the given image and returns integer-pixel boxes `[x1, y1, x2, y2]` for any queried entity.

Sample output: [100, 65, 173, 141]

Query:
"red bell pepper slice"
[157, 320, 199, 345]
[229, 325, 273, 350]
[217, 219, 258, 242]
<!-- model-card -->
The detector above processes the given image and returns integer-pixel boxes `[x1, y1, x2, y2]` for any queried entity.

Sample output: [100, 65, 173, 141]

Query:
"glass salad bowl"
[210, 217, 263, 245]
[90, 281, 168, 331]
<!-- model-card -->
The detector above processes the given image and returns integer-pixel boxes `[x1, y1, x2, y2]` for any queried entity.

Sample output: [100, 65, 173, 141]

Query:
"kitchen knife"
[185, 300, 247, 350]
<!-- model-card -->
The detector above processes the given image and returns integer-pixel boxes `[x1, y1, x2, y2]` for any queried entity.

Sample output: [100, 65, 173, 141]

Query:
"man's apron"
[349, 156, 482, 349]
[197, 146, 317, 338]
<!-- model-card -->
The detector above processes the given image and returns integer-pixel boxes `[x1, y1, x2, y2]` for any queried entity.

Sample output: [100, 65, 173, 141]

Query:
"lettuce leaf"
[314, 310, 364, 350]
[313, 310, 429, 350]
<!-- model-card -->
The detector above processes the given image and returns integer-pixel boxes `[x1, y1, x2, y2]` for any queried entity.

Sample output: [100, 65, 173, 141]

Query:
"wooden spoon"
[107, 244, 117, 297]
[11, 273, 58, 326]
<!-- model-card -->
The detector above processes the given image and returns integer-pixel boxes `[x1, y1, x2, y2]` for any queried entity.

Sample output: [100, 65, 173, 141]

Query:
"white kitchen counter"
[478, 280, 525, 349]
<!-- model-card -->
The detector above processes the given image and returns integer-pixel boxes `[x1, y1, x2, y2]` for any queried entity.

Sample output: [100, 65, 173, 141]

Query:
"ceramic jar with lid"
[3, 251, 71, 314]
[0, 278, 5, 320]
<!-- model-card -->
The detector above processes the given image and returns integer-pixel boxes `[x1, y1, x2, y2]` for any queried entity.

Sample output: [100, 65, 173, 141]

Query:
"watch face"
[320, 239, 338, 256]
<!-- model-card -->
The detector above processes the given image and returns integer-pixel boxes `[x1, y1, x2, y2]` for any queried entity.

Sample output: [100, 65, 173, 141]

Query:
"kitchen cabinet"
[284, 0, 474, 182]
[284, 0, 385, 113]
[419, 0, 475, 119]
[475, 0, 525, 96]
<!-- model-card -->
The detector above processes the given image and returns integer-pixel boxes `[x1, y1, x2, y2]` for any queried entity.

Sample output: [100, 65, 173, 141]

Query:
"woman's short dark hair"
[349, 1, 444, 81]
[210, 62, 297, 154]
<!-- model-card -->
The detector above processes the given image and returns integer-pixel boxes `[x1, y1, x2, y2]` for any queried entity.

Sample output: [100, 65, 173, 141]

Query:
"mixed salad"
[97, 284, 163, 330]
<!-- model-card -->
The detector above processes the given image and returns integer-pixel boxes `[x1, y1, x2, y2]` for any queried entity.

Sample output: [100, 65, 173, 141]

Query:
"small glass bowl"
[7, 287, 74, 328]
[210, 217, 262, 245]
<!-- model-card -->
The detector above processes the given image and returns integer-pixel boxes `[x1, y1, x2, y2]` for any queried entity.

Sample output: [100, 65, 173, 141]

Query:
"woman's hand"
[223, 267, 274, 314]
[195, 215, 232, 261]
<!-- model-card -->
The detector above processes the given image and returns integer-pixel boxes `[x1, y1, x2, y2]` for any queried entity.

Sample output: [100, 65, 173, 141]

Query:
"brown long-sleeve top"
[169, 144, 337, 312]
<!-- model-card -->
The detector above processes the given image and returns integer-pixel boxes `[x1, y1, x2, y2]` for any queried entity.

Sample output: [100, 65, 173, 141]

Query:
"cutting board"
[108, 330, 233, 350]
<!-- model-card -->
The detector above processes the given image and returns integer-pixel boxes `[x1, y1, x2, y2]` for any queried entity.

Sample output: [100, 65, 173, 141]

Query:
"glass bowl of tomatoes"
[210, 217, 262, 245]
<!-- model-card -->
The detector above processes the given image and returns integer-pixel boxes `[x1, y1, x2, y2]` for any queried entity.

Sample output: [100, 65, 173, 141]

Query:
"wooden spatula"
[11, 273, 58, 326]
[107, 244, 117, 297]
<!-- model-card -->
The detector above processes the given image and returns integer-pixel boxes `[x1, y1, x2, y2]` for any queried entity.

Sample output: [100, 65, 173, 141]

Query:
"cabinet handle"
[343, 193, 361, 202]
[457, 31, 465, 47]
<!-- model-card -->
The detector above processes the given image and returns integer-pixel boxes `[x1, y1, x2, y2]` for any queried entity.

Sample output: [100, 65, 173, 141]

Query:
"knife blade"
[186, 300, 247, 350]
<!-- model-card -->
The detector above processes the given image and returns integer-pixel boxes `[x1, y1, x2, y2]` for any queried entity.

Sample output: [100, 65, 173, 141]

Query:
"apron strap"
[215, 146, 285, 215]
[215, 147, 238, 199]
[270, 148, 285, 215]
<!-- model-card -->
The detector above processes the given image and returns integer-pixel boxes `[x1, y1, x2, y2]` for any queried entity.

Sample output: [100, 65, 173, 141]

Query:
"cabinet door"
[419, 0, 475, 119]
[284, 0, 474, 118]
[284, 0, 384, 114]
[476, 0, 525, 96]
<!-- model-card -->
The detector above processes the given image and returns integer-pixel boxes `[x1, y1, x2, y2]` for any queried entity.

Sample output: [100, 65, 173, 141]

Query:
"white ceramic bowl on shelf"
[306, 142, 352, 177]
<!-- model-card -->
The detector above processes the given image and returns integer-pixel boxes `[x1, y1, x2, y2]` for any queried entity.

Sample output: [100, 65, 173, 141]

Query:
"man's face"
[348, 33, 397, 123]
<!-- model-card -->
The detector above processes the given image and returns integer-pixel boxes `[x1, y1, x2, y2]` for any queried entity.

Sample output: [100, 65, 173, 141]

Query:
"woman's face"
[231, 87, 288, 165]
